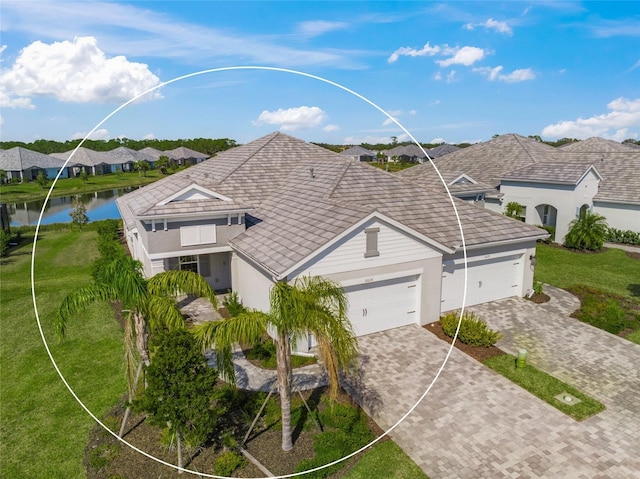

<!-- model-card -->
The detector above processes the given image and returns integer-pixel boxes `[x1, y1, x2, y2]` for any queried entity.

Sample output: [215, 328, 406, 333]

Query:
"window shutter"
[364, 227, 380, 258]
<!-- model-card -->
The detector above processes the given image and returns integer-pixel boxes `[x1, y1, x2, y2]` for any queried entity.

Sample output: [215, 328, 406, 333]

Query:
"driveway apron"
[342, 285, 639, 478]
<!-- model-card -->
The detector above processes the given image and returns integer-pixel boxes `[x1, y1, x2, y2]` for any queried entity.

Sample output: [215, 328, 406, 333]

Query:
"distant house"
[399, 135, 640, 242]
[427, 144, 460, 158]
[163, 147, 209, 166]
[339, 145, 377, 162]
[117, 132, 546, 350]
[0, 147, 72, 181]
[384, 144, 430, 163]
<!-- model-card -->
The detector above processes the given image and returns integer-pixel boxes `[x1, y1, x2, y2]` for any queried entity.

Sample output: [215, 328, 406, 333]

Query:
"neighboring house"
[51, 147, 112, 176]
[427, 144, 461, 158]
[339, 145, 377, 162]
[117, 132, 546, 350]
[0, 147, 73, 181]
[384, 144, 430, 163]
[399, 134, 640, 243]
[164, 146, 210, 166]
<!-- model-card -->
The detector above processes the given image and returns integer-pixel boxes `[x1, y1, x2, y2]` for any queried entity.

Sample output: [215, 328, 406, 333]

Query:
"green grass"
[534, 243, 640, 300]
[0, 230, 126, 478]
[344, 441, 429, 479]
[484, 354, 605, 421]
[0, 170, 166, 203]
[625, 329, 640, 345]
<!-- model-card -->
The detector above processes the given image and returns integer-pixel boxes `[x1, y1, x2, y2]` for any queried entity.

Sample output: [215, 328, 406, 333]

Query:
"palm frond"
[102, 256, 148, 306]
[56, 284, 117, 339]
[147, 270, 217, 308]
[144, 295, 186, 332]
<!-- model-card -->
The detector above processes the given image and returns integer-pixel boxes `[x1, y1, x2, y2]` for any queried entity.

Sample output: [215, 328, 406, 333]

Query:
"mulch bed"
[424, 321, 505, 363]
[526, 292, 551, 304]
[85, 386, 380, 479]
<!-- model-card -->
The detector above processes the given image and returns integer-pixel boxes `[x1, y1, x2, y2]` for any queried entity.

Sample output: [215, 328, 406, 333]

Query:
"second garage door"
[345, 274, 420, 337]
[440, 254, 523, 312]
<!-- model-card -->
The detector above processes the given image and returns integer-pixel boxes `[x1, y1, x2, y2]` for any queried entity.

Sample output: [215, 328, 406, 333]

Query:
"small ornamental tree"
[504, 201, 525, 221]
[69, 195, 89, 230]
[155, 155, 171, 174]
[79, 170, 89, 183]
[35, 171, 48, 188]
[134, 160, 150, 177]
[135, 330, 219, 474]
[564, 210, 608, 251]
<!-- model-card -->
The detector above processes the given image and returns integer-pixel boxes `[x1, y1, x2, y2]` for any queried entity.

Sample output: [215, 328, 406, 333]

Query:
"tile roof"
[51, 147, 108, 166]
[340, 145, 376, 157]
[0, 147, 68, 170]
[500, 162, 600, 185]
[118, 132, 546, 277]
[384, 144, 431, 159]
[163, 146, 209, 160]
[558, 137, 638, 153]
[398, 134, 640, 205]
[428, 144, 461, 158]
[139, 147, 176, 160]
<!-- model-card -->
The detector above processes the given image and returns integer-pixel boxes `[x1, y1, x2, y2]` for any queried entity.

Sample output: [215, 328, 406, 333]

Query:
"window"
[178, 255, 198, 273]
[542, 205, 550, 225]
[180, 224, 216, 246]
[364, 227, 380, 258]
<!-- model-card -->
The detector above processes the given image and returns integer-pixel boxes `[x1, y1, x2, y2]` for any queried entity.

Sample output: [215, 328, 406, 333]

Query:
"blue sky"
[1, 1, 639, 145]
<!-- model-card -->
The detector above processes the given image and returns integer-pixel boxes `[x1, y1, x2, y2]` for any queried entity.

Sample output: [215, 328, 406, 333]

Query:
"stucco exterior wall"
[499, 171, 600, 243]
[593, 201, 640, 233]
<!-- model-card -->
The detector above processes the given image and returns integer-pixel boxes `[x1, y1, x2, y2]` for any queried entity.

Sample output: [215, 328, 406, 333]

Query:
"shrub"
[0, 230, 10, 257]
[605, 227, 640, 246]
[214, 451, 247, 476]
[222, 291, 246, 317]
[89, 443, 120, 469]
[504, 201, 525, 221]
[440, 311, 503, 347]
[564, 210, 608, 251]
[533, 281, 544, 295]
[535, 225, 556, 243]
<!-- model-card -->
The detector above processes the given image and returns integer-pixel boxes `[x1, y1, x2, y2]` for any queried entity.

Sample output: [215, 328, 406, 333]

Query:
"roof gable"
[157, 184, 232, 205]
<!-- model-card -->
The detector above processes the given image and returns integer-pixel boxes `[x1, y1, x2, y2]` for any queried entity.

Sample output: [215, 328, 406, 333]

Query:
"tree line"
[0, 137, 238, 156]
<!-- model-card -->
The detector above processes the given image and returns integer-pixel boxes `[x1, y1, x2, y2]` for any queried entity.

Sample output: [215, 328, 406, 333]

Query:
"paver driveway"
[342, 286, 640, 478]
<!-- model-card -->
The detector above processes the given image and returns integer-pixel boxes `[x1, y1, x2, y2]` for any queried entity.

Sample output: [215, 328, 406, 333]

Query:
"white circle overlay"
[31, 66, 469, 478]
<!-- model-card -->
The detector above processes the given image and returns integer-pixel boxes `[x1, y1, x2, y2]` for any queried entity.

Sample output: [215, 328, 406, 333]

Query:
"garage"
[344, 274, 420, 337]
[440, 254, 523, 312]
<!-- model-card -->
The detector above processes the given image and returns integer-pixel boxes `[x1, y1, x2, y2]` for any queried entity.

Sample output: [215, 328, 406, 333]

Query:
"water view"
[7, 187, 136, 226]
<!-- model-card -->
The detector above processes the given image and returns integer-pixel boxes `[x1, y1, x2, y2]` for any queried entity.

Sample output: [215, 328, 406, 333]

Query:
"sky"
[1, 1, 639, 146]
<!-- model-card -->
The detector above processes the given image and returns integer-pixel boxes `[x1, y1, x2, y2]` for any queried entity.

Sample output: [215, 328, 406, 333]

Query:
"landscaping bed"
[85, 387, 390, 479]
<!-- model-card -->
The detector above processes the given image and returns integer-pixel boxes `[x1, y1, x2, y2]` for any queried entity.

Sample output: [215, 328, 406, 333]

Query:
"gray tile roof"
[118, 132, 546, 277]
[558, 137, 638, 153]
[428, 144, 461, 158]
[340, 145, 376, 157]
[163, 146, 209, 160]
[500, 162, 600, 185]
[0, 147, 68, 171]
[398, 134, 640, 206]
[384, 144, 431, 160]
[51, 147, 110, 167]
[139, 147, 176, 160]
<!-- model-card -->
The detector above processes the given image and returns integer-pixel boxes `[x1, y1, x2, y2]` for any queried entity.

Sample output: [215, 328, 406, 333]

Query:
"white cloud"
[628, 59, 640, 71]
[0, 45, 7, 55]
[381, 109, 417, 126]
[388, 42, 440, 63]
[408, 110, 417, 115]
[446, 70, 457, 83]
[297, 20, 348, 37]
[0, 89, 34, 109]
[323, 124, 340, 132]
[473, 66, 535, 82]
[72, 128, 110, 140]
[0, 36, 162, 108]
[431, 137, 446, 144]
[142, 133, 156, 140]
[437, 46, 486, 67]
[541, 97, 640, 140]
[464, 18, 512, 35]
[434, 71, 442, 81]
[253, 106, 327, 131]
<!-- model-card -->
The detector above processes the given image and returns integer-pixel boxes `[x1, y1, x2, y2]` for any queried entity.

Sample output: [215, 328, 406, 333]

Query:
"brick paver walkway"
[342, 285, 640, 478]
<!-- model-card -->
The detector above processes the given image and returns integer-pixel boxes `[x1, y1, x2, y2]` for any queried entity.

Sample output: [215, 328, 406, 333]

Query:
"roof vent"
[310, 167, 315, 179]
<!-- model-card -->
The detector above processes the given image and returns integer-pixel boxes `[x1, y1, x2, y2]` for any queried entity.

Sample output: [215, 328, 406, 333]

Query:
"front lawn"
[0, 229, 125, 478]
[534, 243, 640, 300]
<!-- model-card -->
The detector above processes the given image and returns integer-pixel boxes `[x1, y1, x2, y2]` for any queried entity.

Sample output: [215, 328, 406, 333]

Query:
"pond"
[7, 187, 137, 226]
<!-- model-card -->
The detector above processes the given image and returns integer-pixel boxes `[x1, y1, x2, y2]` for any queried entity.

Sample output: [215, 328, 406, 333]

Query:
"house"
[117, 132, 546, 349]
[51, 147, 112, 176]
[339, 145, 377, 162]
[164, 146, 210, 166]
[384, 144, 430, 163]
[398, 134, 640, 243]
[427, 144, 461, 158]
[0, 147, 73, 181]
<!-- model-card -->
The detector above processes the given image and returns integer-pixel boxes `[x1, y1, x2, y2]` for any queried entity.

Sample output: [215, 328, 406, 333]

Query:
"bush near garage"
[439, 311, 503, 347]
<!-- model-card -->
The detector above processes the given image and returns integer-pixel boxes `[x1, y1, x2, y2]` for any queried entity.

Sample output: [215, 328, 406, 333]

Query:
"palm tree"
[193, 276, 359, 452]
[564, 210, 608, 251]
[56, 255, 217, 436]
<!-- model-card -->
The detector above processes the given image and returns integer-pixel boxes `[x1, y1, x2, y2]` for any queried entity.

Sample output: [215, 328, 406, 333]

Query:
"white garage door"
[441, 254, 523, 312]
[345, 275, 419, 337]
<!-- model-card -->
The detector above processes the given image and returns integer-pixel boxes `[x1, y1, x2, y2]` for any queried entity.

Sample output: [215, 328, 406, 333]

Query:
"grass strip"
[483, 354, 605, 421]
[344, 441, 429, 479]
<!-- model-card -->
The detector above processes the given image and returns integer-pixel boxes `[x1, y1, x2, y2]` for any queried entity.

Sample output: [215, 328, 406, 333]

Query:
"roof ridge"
[512, 134, 538, 164]
[216, 132, 281, 183]
[325, 160, 355, 200]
